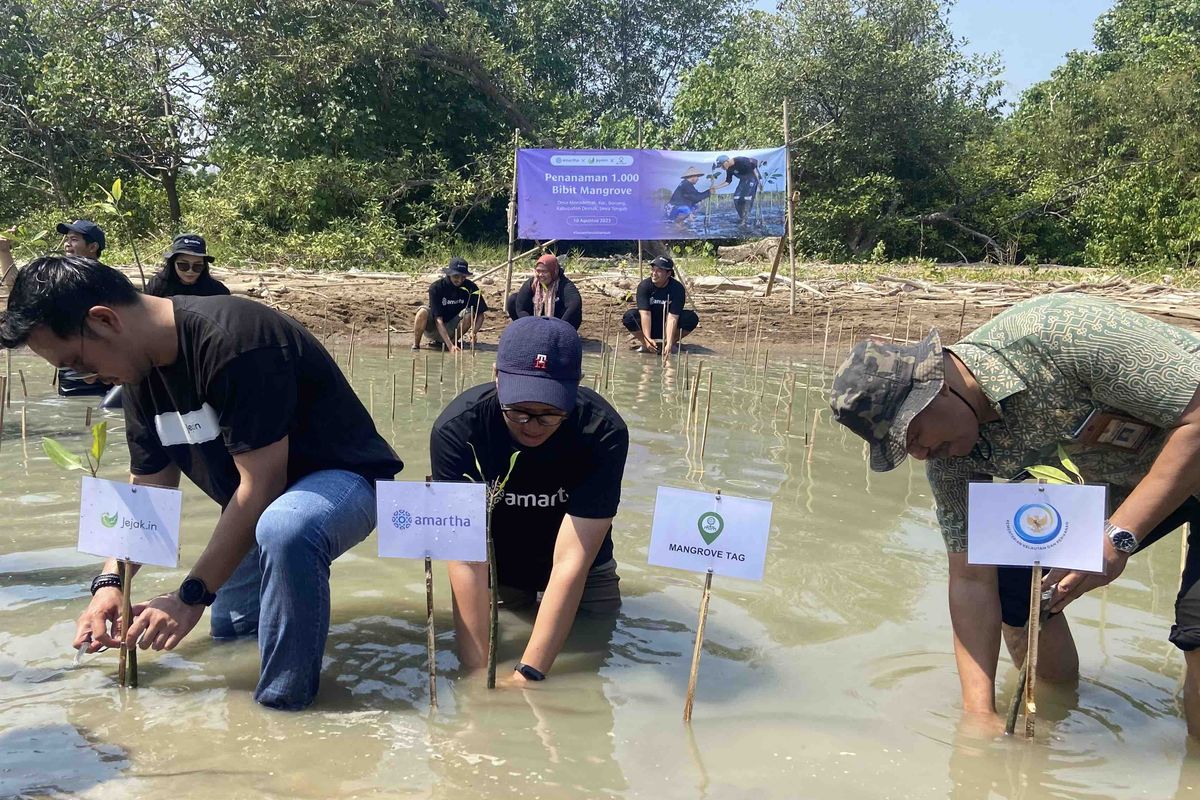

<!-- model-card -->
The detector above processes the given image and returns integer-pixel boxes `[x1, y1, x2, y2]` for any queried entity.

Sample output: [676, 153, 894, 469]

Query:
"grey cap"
[828, 329, 945, 472]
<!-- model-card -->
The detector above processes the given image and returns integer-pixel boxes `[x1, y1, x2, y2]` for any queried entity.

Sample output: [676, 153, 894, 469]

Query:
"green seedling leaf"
[90, 421, 108, 463]
[1056, 444, 1083, 483]
[111, 178, 123, 202]
[42, 437, 84, 471]
[1026, 465, 1073, 485]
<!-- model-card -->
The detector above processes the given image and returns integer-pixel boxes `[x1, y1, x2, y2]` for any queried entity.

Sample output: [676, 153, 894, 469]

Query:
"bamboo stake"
[386, 311, 392, 360]
[410, 358, 417, 404]
[118, 560, 137, 687]
[504, 128, 520, 299]
[783, 99, 797, 315]
[1024, 561, 1043, 738]
[637, 118, 645, 282]
[5, 349, 10, 409]
[684, 565, 716, 722]
[609, 329, 620, 391]
[50, 363, 57, 387]
[0, 376, 5, 452]
[699, 372, 713, 462]
[20, 402, 27, 452]
[348, 325, 356, 378]
[742, 298, 752, 360]
[84, 405, 92, 429]
[890, 297, 901, 343]
[423, 354, 429, 392]
[820, 307, 832, 369]
[802, 362, 812, 445]
[391, 373, 397, 420]
[426, 554, 437, 709]
[785, 371, 796, 434]
[18, 368, 27, 399]
[904, 308, 913, 344]
[368, 381, 375, 417]
[439, 345, 445, 384]
[957, 299, 967, 341]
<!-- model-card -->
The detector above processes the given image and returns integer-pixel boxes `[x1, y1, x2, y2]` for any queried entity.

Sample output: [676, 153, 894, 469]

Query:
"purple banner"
[516, 147, 787, 240]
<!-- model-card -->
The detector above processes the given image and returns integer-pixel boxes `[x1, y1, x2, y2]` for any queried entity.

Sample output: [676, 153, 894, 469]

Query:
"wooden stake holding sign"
[966, 471, 1105, 739]
[647, 486, 774, 722]
[375, 478, 487, 708]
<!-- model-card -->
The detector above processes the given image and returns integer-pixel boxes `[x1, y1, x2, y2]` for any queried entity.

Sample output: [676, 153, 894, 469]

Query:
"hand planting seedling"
[43, 422, 139, 686]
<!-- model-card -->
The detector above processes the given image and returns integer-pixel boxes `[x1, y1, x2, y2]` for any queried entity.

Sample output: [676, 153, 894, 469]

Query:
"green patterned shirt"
[927, 294, 1200, 552]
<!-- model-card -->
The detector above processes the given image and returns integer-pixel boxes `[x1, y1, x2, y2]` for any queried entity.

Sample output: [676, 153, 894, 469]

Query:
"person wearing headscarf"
[145, 234, 230, 298]
[505, 253, 582, 330]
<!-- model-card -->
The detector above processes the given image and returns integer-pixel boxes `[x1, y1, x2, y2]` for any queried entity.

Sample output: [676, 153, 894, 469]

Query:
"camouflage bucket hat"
[828, 329, 945, 472]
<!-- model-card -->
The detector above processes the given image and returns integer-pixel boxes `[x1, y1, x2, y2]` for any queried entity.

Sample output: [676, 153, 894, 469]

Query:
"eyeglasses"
[72, 320, 101, 382]
[175, 259, 205, 273]
[500, 405, 568, 428]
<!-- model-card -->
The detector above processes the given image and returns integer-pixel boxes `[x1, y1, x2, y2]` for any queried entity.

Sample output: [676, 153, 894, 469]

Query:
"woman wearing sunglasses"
[145, 234, 230, 298]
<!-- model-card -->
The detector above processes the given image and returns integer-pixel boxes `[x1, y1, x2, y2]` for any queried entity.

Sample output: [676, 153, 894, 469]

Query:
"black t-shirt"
[430, 383, 628, 591]
[124, 296, 403, 506]
[635, 277, 686, 317]
[511, 274, 583, 329]
[145, 270, 231, 298]
[724, 156, 759, 183]
[427, 277, 489, 322]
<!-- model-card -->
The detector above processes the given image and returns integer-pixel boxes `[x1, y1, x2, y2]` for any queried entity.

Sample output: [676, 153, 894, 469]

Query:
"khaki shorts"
[498, 558, 622, 616]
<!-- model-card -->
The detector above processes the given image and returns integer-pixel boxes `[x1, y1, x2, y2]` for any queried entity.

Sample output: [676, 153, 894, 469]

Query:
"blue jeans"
[209, 469, 377, 710]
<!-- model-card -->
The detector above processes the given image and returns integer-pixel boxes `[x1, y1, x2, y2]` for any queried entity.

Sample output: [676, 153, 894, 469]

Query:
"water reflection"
[0, 344, 1197, 798]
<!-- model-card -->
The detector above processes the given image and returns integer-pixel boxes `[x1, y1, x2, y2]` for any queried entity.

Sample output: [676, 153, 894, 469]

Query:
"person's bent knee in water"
[504, 253, 582, 330]
[2, 256, 404, 711]
[621, 255, 698, 355]
[431, 316, 629, 685]
[414, 257, 488, 351]
[829, 294, 1200, 740]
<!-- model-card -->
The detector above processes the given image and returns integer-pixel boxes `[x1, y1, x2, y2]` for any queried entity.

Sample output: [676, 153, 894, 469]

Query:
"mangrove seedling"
[465, 443, 520, 688]
[42, 422, 139, 687]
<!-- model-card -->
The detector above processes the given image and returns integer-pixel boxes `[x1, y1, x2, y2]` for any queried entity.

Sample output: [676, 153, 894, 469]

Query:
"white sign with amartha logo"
[78, 476, 183, 567]
[647, 486, 773, 580]
[967, 482, 1107, 571]
[376, 481, 487, 561]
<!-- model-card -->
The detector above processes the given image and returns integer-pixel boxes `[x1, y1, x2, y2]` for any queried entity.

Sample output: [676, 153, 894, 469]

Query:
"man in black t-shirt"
[430, 316, 629, 684]
[622, 255, 700, 355]
[714, 154, 761, 225]
[413, 257, 489, 351]
[0, 256, 403, 711]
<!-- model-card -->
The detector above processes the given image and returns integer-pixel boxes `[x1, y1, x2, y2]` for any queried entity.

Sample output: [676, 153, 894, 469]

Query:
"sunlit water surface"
[1, 342, 1197, 799]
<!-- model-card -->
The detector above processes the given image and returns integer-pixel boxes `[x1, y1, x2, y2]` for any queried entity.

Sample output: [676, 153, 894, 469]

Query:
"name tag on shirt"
[1069, 409, 1154, 452]
[155, 403, 221, 446]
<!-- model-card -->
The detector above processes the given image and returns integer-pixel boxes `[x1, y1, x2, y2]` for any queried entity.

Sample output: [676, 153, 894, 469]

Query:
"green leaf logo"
[697, 511, 724, 544]
[100, 512, 118, 528]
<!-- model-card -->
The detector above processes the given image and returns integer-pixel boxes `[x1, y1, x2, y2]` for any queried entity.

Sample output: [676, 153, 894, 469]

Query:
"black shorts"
[622, 307, 699, 340]
[997, 496, 1200, 651]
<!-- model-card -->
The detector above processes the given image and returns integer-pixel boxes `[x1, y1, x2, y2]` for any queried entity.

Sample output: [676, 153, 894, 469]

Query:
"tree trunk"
[162, 169, 181, 228]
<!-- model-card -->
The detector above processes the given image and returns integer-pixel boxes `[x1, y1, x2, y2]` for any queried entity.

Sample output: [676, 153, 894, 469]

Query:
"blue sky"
[752, 0, 1115, 107]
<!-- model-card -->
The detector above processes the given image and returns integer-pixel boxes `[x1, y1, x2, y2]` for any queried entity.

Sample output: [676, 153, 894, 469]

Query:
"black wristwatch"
[90, 572, 122, 595]
[177, 576, 217, 607]
[1105, 522, 1138, 555]
[514, 662, 546, 681]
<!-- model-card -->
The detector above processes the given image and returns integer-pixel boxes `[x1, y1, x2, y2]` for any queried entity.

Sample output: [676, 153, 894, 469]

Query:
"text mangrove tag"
[967, 481, 1107, 572]
[647, 486, 773, 581]
[77, 476, 182, 568]
[376, 481, 486, 562]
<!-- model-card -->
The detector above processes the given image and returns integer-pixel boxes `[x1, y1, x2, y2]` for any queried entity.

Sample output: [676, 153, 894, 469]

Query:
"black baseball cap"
[165, 233, 214, 262]
[56, 220, 106, 252]
[446, 257, 472, 276]
[650, 255, 675, 272]
[496, 317, 583, 412]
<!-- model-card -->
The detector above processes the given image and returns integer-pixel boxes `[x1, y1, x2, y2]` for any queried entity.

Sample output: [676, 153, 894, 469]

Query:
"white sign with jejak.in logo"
[647, 486, 773, 581]
[78, 476, 183, 568]
[376, 481, 487, 562]
[967, 482, 1107, 572]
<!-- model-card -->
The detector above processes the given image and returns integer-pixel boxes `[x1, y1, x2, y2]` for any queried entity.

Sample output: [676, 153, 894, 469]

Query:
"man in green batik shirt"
[829, 294, 1200, 739]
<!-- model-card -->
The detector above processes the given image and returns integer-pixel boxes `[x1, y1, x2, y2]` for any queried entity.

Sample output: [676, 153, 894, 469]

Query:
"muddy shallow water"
[1, 344, 1198, 800]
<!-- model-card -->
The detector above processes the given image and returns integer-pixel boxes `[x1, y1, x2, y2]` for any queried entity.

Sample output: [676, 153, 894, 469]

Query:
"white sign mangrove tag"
[376, 481, 487, 561]
[77, 476, 182, 568]
[967, 482, 1107, 572]
[648, 486, 773, 581]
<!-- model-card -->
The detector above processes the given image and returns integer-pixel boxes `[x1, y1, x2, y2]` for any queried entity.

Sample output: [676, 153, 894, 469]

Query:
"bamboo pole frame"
[504, 129, 520, 299]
